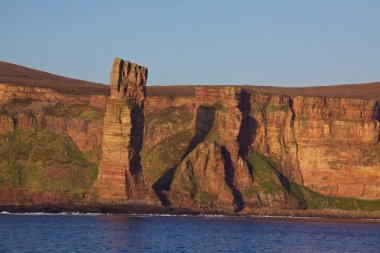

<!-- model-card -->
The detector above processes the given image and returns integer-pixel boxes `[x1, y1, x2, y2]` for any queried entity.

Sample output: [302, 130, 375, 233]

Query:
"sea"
[0, 212, 379, 253]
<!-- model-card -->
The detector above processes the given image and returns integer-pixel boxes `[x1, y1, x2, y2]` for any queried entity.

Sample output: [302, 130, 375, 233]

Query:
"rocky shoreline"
[1, 204, 380, 220]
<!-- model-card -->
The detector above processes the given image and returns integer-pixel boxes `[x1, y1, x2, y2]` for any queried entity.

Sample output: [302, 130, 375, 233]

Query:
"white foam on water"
[126, 213, 239, 220]
[128, 213, 193, 218]
[199, 214, 228, 217]
[0, 211, 103, 216]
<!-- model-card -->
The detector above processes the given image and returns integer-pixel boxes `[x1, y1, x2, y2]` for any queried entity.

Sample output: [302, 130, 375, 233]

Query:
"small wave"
[198, 214, 228, 217]
[126, 213, 239, 219]
[128, 213, 193, 217]
[250, 214, 323, 219]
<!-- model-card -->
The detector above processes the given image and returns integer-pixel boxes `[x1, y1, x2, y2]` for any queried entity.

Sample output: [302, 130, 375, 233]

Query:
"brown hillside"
[0, 61, 379, 100]
[0, 61, 109, 95]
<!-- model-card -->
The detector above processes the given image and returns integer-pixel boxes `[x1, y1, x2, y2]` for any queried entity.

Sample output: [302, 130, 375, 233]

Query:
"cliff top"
[0, 61, 109, 95]
[1, 61, 379, 100]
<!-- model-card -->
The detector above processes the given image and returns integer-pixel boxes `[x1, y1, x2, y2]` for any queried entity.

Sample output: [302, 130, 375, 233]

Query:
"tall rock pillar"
[90, 58, 148, 203]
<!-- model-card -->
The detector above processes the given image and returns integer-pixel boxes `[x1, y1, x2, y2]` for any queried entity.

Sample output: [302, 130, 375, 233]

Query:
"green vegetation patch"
[173, 160, 194, 193]
[85, 145, 102, 163]
[145, 105, 192, 129]
[142, 129, 194, 181]
[0, 129, 98, 196]
[244, 187, 258, 197]
[249, 150, 284, 194]
[46, 102, 105, 121]
[195, 191, 218, 203]
[245, 148, 380, 211]
[263, 101, 289, 114]
[290, 183, 380, 211]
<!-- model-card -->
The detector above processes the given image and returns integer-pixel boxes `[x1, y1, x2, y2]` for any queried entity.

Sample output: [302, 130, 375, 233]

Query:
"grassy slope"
[248, 150, 284, 195]
[142, 105, 194, 181]
[1, 98, 105, 165]
[0, 129, 98, 197]
[248, 149, 380, 211]
[143, 129, 194, 180]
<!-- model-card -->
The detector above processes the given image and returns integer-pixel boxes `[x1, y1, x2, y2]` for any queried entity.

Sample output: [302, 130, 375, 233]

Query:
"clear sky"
[1, 0, 379, 87]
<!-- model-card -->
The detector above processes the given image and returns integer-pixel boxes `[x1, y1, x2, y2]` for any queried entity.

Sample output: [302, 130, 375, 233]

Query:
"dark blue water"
[0, 213, 379, 253]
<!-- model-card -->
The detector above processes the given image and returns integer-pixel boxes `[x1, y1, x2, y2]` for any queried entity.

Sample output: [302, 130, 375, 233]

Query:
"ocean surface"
[0, 213, 379, 253]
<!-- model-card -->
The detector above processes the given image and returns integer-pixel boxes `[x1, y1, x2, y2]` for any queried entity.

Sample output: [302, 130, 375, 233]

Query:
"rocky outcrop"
[164, 87, 297, 211]
[90, 58, 148, 203]
[169, 142, 235, 211]
[149, 87, 256, 211]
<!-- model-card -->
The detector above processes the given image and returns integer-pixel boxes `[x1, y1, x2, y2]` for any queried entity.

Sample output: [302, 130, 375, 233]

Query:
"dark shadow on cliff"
[376, 102, 380, 142]
[152, 166, 176, 206]
[182, 105, 215, 159]
[237, 90, 257, 177]
[152, 105, 216, 206]
[127, 105, 146, 196]
[278, 170, 307, 209]
[221, 146, 244, 212]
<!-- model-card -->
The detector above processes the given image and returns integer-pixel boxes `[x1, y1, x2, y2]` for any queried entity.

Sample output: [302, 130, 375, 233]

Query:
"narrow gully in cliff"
[288, 97, 304, 185]
[260, 101, 270, 153]
[221, 145, 244, 212]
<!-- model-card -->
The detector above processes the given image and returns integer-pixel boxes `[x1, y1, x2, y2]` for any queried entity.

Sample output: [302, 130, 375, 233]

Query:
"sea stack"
[90, 58, 148, 203]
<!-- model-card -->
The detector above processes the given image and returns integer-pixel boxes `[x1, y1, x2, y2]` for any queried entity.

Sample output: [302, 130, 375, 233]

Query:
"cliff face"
[90, 58, 148, 203]
[167, 87, 255, 211]
[0, 60, 379, 213]
[0, 83, 105, 205]
[142, 86, 380, 211]
[292, 97, 379, 199]
[0, 83, 106, 161]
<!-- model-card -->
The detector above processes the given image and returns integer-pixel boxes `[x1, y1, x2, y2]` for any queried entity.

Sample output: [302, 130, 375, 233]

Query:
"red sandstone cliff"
[0, 60, 379, 213]
[142, 86, 380, 211]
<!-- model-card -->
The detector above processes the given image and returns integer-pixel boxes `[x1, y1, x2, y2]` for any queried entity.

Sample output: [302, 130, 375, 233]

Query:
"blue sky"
[1, 0, 379, 86]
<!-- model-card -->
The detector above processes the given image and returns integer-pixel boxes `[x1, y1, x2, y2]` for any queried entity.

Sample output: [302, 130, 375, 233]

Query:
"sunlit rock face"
[90, 58, 148, 203]
[291, 97, 380, 199]
[143, 86, 380, 212]
[1, 59, 378, 212]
